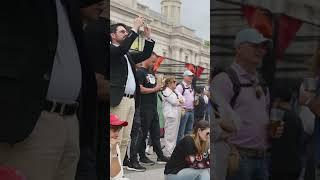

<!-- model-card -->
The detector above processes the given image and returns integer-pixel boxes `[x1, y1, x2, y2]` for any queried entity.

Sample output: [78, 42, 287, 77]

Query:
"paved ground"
[122, 147, 320, 180]
[123, 150, 166, 180]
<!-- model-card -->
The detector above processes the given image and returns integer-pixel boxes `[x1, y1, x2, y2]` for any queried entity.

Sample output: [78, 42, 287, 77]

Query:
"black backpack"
[222, 67, 268, 108]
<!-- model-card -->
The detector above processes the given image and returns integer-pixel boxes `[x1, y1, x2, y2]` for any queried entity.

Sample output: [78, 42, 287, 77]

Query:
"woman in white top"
[110, 114, 130, 180]
[162, 77, 184, 157]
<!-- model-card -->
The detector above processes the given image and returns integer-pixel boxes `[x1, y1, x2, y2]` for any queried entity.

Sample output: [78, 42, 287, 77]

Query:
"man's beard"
[116, 37, 126, 44]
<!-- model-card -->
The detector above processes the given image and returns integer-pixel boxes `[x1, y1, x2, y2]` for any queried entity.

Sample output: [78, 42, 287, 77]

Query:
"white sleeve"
[299, 105, 315, 135]
[164, 92, 179, 106]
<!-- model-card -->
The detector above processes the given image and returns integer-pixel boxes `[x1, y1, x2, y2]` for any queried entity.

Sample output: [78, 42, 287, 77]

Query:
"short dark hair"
[195, 87, 203, 94]
[110, 23, 127, 34]
[271, 78, 299, 102]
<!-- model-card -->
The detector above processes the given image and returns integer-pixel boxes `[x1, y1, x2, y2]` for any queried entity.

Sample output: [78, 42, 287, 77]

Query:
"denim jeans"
[315, 120, 320, 164]
[177, 111, 194, 143]
[165, 168, 210, 180]
[227, 154, 269, 180]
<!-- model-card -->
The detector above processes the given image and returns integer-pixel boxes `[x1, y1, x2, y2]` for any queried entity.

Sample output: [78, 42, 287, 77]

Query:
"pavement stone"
[124, 151, 165, 180]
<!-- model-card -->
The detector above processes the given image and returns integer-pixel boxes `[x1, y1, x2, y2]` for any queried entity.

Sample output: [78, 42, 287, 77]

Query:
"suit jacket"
[110, 30, 155, 107]
[1, 0, 96, 145]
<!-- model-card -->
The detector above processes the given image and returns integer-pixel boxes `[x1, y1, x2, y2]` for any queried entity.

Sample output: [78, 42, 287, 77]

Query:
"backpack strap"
[224, 68, 268, 108]
[179, 82, 193, 96]
[257, 74, 268, 95]
[224, 68, 241, 108]
[161, 90, 169, 98]
[158, 93, 163, 102]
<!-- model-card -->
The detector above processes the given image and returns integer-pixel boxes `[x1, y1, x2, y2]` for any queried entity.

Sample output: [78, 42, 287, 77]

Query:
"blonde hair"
[163, 77, 176, 89]
[311, 48, 320, 77]
[190, 120, 210, 154]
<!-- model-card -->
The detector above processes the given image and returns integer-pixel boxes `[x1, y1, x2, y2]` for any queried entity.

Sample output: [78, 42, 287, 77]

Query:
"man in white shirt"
[110, 17, 155, 163]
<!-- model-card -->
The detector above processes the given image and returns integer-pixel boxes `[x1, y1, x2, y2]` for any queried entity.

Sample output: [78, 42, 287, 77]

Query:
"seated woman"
[110, 114, 130, 180]
[164, 120, 210, 180]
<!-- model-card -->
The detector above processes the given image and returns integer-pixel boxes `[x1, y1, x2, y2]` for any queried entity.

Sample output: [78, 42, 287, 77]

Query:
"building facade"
[109, 0, 210, 85]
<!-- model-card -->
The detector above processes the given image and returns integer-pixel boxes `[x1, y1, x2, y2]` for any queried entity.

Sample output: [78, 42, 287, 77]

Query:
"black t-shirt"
[136, 67, 157, 107]
[194, 95, 206, 119]
[271, 110, 303, 175]
[164, 136, 210, 175]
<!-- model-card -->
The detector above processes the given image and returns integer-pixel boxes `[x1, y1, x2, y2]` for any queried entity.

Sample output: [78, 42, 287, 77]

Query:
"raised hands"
[133, 16, 145, 32]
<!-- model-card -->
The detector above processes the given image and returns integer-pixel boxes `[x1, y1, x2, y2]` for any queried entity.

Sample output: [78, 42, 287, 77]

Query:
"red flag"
[195, 66, 205, 78]
[242, 5, 272, 38]
[185, 63, 196, 73]
[153, 56, 165, 73]
[276, 15, 302, 58]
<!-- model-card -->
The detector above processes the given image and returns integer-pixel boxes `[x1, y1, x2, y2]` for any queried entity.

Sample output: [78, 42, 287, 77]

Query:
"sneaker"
[139, 156, 155, 165]
[157, 156, 170, 165]
[122, 158, 130, 168]
[145, 145, 153, 155]
[127, 161, 147, 172]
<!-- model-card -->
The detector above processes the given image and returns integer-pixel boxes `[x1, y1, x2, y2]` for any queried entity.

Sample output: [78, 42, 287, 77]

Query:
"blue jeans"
[165, 168, 210, 180]
[315, 120, 320, 164]
[227, 154, 269, 180]
[177, 111, 194, 143]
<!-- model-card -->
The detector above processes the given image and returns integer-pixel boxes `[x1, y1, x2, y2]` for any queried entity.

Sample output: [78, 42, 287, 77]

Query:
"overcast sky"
[138, 0, 210, 41]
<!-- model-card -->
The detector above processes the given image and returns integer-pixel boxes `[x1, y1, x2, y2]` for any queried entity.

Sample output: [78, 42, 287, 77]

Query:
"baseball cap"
[110, 114, 128, 127]
[0, 166, 26, 180]
[234, 28, 272, 48]
[183, 70, 194, 76]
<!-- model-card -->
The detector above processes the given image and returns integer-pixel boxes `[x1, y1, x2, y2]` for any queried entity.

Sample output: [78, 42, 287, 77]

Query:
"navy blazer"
[1, 0, 96, 145]
[110, 30, 155, 107]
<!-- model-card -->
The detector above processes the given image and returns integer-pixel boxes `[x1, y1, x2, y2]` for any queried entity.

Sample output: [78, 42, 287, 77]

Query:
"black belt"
[123, 94, 134, 98]
[43, 100, 78, 116]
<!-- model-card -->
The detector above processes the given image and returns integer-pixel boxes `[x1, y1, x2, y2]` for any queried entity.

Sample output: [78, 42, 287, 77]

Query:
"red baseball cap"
[0, 166, 26, 180]
[110, 114, 128, 126]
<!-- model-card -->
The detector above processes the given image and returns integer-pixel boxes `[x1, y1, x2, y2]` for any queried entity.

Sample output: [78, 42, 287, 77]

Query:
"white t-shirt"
[110, 144, 124, 180]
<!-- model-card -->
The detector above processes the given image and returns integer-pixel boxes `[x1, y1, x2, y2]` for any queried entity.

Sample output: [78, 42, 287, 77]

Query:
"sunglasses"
[117, 30, 127, 34]
[206, 132, 210, 136]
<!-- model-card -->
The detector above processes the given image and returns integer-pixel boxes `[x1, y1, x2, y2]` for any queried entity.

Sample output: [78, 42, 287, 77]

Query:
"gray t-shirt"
[46, 0, 82, 104]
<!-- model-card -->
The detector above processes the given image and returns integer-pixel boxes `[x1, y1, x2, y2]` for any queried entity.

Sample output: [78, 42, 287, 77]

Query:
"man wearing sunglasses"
[110, 17, 155, 166]
[212, 28, 283, 180]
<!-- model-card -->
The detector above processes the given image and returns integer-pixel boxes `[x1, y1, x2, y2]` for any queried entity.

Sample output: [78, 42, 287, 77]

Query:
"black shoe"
[139, 156, 155, 165]
[123, 158, 130, 168]
[127, 161, 147, 172]
[157, 156, 170, 165]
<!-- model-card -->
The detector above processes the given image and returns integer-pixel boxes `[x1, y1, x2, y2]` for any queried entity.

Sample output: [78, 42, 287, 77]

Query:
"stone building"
[109, 0, 210, 86]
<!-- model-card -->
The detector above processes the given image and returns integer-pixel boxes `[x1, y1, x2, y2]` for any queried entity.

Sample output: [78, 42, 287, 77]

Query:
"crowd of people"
[109, 15, 211, 180]
[3, 1, 320, 180]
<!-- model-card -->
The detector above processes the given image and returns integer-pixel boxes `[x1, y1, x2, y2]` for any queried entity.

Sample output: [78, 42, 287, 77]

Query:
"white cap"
[183, 70, 194, 76]
[234, 28, 272, 48]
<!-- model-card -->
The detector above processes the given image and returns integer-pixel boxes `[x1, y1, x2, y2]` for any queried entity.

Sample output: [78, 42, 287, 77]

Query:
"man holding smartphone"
[110, 16, 155, 164]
